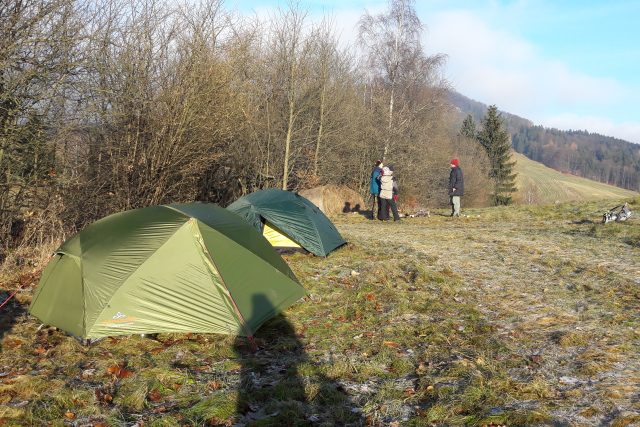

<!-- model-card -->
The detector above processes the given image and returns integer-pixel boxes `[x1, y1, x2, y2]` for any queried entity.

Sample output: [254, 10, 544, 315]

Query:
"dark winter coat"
[448, 166, 464, 196]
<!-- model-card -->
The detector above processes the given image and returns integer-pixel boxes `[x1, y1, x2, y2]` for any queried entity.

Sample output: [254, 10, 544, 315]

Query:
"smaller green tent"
[227, 189, 346, 257]
[29, 203, 307, 339]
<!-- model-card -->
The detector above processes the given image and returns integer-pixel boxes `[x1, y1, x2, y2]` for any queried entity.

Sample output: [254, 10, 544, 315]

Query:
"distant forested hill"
[448, 91, 640, 192]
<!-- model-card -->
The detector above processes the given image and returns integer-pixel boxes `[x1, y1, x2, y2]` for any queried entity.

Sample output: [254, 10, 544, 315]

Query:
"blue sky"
[227, 0, 640, 143]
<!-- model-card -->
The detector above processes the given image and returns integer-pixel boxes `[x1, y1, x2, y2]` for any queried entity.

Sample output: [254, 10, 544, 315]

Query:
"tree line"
[512, 127, 640, 191]
[1, 0, 495, 255]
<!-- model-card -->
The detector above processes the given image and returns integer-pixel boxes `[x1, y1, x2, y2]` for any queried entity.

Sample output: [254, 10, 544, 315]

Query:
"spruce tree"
[459, 114, 477, 139]
[477, 105, 517, 205]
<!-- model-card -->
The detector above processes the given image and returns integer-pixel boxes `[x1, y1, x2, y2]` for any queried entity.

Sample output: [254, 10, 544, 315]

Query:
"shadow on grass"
[234, 294, 362, 426]
[570, 219, 596, 224]
[0, 289, 26, 351]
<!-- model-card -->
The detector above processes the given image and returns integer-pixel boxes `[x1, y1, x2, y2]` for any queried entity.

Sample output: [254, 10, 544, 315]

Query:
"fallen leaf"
[3, 338, 23, 349]
[148, 390, 162, 402]
[95, 388, 113, 404]
[118, 368, 133, 379]
[207, 380, 222, 391]
[106, 365, 120, 375]
[383, 341, 399, 348]
[64, 411, 75, 420]
[365, 293, 376, 301]
[107, 363, 133, 378]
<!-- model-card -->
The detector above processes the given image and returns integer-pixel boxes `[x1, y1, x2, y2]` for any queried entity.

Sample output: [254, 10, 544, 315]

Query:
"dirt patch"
[299, 185, 366, 216]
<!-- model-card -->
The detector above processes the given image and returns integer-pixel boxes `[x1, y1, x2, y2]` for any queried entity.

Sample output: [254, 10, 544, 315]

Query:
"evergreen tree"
[477, 105, 517, 205]
[459, 114, 477, 139]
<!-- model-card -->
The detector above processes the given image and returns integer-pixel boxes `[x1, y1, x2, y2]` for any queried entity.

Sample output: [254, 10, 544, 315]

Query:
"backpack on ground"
[602, 203, 632, 224]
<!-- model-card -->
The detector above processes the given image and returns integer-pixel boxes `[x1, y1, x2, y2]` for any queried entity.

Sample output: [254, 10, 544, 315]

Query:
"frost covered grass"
[1, 198, 639, 425]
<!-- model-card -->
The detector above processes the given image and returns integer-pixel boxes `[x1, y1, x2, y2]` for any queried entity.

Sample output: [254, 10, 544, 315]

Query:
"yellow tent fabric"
[263, 221, 301, 248]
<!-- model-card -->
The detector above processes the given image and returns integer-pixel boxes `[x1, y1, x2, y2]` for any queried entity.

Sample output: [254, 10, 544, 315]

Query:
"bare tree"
[358, 0, 446, 159]
[358, 0, 449, 206]
[0, 0, 84, 246]
[267, 4, 314, 190]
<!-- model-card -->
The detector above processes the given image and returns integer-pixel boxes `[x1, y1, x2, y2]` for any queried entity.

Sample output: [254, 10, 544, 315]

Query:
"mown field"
[1, 198, 639, 426]
[513, 153, 638, 205]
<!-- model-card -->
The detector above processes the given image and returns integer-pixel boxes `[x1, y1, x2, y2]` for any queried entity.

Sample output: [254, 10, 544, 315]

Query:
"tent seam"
[193, 220, 254, 337]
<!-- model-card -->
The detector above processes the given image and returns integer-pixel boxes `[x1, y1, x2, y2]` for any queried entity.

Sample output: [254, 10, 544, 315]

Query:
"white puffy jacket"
[379, 173, 394, 199]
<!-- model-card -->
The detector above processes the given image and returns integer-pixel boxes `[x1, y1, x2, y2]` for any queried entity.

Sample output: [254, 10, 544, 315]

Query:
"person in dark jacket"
[369, 160, 383, 220]
[448, 159, 464, 217]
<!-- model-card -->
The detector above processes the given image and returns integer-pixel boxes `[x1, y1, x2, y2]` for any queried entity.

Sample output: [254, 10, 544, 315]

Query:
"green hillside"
[513, 152, 638, 205]
[449, 91, 640, 193]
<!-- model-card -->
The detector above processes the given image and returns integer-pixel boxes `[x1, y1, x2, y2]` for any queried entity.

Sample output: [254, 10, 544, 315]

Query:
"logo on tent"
[101, 312, 138, 328]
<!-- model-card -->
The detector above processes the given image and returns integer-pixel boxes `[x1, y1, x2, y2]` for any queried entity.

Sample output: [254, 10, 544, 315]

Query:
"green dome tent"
[226, 189, 346, 257]
[29, 203, 307, 339]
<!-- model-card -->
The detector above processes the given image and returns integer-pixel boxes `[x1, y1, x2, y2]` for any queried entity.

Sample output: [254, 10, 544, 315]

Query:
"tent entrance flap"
[263, 221, 301, 248]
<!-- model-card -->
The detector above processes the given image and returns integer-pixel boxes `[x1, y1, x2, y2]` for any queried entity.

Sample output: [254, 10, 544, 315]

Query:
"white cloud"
[424, 9, 640, 143]
[426, 10, 625, 108]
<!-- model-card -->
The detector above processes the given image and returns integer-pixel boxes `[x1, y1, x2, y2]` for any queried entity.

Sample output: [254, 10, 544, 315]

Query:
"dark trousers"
[370, 194, 381, 220]
[379, 198, 400, 221]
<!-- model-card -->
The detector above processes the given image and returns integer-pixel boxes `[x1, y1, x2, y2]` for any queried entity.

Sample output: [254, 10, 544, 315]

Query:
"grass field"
[513, 152, 638, 205]
[1, 198, 639, 426]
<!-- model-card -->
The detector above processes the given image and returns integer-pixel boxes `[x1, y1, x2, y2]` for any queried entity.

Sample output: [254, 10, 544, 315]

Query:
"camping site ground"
[1, 198, 639, 426]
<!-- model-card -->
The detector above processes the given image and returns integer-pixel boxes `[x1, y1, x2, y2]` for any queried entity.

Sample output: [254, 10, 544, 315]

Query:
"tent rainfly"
[226, 189, 346, 257]
[29, 203, 307, 339]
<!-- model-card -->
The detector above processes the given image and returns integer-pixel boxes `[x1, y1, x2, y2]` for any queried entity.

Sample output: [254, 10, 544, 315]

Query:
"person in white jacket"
[378, 166, 400, 221]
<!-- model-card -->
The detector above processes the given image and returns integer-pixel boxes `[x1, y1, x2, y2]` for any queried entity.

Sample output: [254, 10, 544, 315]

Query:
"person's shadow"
[342, 202, 369, 219]
[234, 294, 362, 426]
[0, 288, 26, 351]
[342, 202, 362, 214]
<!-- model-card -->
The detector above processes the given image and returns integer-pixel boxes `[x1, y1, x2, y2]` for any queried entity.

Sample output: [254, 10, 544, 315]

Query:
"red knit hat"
[451, 159, 459, 166]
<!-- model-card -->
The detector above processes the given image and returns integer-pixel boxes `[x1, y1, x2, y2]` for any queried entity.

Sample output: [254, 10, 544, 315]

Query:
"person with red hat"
[448, 159, 464, 217]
